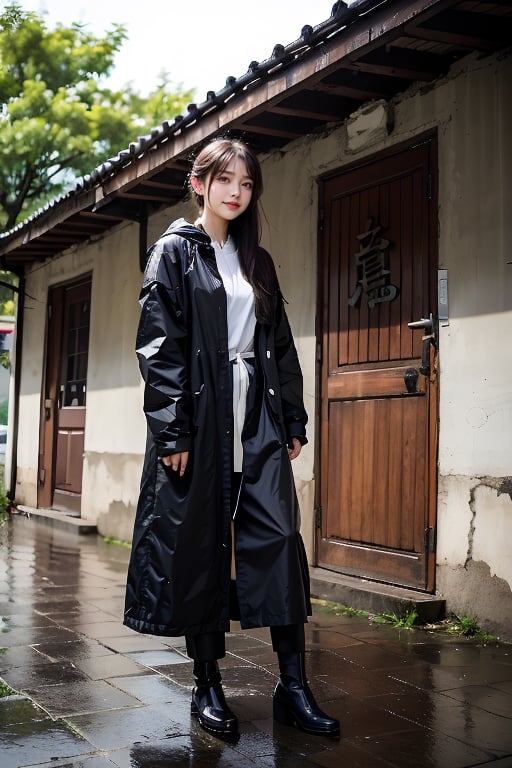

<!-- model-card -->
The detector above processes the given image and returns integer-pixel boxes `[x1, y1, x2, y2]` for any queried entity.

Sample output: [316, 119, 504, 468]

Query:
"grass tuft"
[312, 599, 499, 642]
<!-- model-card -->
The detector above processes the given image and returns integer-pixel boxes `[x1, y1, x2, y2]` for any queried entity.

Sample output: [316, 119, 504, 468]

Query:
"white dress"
[213, 238, 256, 473]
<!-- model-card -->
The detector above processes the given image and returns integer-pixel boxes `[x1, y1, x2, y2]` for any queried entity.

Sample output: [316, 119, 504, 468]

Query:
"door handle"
[408, 313, 437, 375]
[408, 316, 433, 332]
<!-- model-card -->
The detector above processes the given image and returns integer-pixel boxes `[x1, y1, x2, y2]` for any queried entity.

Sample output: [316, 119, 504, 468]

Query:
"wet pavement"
[1, 515, 512, 768]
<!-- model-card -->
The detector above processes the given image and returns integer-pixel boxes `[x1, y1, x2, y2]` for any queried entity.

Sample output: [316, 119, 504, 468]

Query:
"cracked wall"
[437, 475, 512, 639]
[433, 49, 512, 640]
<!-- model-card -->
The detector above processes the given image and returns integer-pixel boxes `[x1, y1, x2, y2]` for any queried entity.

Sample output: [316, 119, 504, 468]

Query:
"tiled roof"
[1, 0, 510, 267]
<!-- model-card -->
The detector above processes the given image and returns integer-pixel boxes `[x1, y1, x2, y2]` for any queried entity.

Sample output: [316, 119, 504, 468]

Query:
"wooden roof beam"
[79, 210, 124, 222]
[314, 80, 383, 101]
[271, 105, 342, 122]
[348, 60, 438, 80]
[116, 191, 175, 204]
[135, 179, 186, 191]
[404, 8, 512, 51]
[231, 122, 302, 140]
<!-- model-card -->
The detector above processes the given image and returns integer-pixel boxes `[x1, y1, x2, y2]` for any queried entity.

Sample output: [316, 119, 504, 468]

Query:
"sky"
[14, 1, 343, 100]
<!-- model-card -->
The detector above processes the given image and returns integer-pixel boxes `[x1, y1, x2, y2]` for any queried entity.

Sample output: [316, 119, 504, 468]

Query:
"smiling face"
[192, 156, 254, 232]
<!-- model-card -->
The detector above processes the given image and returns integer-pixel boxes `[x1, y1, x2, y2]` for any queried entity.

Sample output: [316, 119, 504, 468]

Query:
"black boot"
[191, 660, 238, 740]
[273, 652, 340, 738]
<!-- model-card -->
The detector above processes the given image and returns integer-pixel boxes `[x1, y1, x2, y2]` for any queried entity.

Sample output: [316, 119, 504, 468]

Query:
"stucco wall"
[257, 146, 320, 558]
[431, 52, 512, 637]
[81, 226, 146, 538]
[85, 200, 198, 540]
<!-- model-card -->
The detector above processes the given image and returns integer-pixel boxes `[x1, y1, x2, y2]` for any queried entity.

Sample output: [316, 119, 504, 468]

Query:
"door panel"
[317, 137, 438, 591]
[55, 408, 86, 491]
[38, 278, 91, 514]
[54, 282, 90, 499]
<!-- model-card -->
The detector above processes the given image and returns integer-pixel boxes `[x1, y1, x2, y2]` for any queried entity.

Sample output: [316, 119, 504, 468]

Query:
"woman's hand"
[288, 437, 302, 461]
[162, 452, 189, 476]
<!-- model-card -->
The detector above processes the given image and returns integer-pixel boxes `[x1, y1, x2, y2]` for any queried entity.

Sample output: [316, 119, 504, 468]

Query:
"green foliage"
[1, 619, 11, 686]
[0, 492, 7, 517]
[451, 614, 479, 636]
[0, 4, 195, 231]
[316, 600, 418, 629]
[361, 609, 419, 630]
[0, 400, 8, 422]
[320, 602, 370, 619]
[0, 679, 15, 697]
[104, 535, 131, 548]
[445, 614, 497, 642]
[0, 465, 9, 516]
[314, 599, 499, 643]
[0, 270, 17, 316]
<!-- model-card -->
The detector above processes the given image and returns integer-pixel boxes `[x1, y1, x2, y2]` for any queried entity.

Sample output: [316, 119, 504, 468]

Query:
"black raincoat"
[124, 219, 312, 637]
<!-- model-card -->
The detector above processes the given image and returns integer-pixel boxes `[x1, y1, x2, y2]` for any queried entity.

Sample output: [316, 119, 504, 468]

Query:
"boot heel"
[273, 697, 294, 726]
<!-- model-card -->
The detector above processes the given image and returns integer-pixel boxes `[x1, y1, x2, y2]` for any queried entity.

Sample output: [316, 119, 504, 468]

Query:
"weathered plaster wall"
[86, 198, 197, 538]
[437, 474, 512, 637]
[432, 52, 512, 636]
[257, 145, 319, 560]
[80, 224, 145, 532]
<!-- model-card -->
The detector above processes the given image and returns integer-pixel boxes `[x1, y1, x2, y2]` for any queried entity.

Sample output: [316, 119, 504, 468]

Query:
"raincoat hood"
[165, 217, 210, 244]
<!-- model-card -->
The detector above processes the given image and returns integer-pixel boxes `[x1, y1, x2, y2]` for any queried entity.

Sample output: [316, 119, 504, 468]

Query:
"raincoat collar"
[164, 218, 211, 246]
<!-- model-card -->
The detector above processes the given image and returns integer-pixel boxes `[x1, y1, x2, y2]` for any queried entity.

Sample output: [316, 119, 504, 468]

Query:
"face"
[193, 156, 254, 226]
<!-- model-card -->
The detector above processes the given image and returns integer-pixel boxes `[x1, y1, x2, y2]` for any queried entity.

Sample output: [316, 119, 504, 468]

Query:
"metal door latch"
[408, 313, 437, 375]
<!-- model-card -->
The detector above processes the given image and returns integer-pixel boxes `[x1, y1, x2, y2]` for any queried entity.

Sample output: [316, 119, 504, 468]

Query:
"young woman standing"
[124, 138, 339, 740]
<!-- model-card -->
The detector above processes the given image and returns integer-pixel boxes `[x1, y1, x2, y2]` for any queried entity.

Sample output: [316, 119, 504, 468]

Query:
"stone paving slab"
[0, 695, 95, 768]
[1, 515, 512, 768]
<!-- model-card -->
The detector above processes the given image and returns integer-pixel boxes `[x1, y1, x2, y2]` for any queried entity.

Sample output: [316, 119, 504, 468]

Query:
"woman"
[124, 137, 339, 740]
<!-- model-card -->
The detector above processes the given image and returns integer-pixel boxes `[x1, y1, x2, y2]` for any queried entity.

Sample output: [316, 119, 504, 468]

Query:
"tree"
[0, 4, 194, 231]
[0, 271, 17, 314]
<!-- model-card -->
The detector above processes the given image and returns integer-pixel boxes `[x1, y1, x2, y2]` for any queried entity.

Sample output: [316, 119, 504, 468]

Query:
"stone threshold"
[13, 505, 97, 535]
[310, 566, 445, 625]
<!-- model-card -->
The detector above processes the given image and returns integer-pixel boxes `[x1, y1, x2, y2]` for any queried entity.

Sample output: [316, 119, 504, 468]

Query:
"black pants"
[185, 624, 305, 661]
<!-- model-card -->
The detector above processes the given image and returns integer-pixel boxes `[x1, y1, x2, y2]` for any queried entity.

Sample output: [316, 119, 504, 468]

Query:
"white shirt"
[213, 237, 256, 472]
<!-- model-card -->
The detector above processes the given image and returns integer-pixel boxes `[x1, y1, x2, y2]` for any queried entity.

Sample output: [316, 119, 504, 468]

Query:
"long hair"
[190, 138, 279, 324]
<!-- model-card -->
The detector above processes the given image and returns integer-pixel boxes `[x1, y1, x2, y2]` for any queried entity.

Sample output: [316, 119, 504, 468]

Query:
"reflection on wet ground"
[1, 516, 511, 768]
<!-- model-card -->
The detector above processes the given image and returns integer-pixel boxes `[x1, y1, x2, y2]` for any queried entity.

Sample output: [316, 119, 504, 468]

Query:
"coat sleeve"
[274, 299, 308, 446]
[135, 236, 193, 455]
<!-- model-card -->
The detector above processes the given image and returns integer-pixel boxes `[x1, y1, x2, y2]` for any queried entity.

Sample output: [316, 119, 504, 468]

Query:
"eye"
[217, 174, 230, 183]
[243, 181, 253, 190]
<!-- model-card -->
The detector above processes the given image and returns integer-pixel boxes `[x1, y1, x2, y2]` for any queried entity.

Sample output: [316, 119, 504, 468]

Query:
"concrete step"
[12, 506, 97, 535]
[310, 566, 445, 624]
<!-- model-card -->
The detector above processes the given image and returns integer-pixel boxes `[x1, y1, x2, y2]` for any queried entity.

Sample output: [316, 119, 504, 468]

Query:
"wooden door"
[39, 278, 91, 514]
[317, 136, 438, 592]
